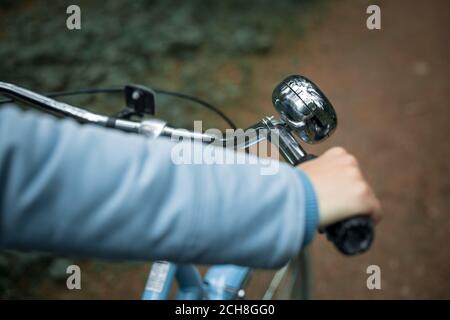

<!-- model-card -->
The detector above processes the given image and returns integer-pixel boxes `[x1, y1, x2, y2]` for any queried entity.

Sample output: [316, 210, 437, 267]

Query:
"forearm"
[0, 105, 318, 268]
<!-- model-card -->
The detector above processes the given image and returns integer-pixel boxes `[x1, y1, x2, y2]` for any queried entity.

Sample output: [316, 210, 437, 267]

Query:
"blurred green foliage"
[0, 0, 320, 127]
[0, 0, 323, 298]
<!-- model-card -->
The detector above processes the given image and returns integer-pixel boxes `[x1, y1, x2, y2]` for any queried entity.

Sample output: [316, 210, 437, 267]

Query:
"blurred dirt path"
[236, 0, 450, 298]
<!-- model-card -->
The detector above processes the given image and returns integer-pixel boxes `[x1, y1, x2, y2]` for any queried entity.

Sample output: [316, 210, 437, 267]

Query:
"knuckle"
[330, 146, 347, 155]
[346, 154, 358, 166]
[374, 201, 382, 215]
[347, 166, 361, 178]
[355, 181, 370, 197]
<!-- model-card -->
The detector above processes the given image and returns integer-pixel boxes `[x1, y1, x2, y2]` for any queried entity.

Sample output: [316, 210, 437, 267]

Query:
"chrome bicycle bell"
[272, 75, 337, 144]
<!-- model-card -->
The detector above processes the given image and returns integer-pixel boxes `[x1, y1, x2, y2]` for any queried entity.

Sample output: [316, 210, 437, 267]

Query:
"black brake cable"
[0, 87, 237, 129]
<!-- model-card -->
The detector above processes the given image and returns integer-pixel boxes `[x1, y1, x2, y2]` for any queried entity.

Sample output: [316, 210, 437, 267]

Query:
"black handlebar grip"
[323, 215, 374, 255]
[296, 154, 374, 255]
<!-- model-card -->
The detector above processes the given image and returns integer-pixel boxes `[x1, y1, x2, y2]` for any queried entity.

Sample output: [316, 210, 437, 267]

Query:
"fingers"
[358, 174, 382, 223]
[323, 147, 359, 167]
[323, 146, 347, 157]
[370, 192, 383, 223]
[324, 146, 383, 223]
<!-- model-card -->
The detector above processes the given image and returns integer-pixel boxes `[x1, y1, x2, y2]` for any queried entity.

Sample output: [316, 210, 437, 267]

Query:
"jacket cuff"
[295, 170, 319, 247]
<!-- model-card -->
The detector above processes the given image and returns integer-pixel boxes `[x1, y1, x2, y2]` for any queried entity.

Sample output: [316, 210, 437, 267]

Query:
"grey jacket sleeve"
[0, 105, 318, 268]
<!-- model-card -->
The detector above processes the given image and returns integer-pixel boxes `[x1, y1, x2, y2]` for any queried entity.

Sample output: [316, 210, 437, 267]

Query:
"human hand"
[299, 147, 382, 228]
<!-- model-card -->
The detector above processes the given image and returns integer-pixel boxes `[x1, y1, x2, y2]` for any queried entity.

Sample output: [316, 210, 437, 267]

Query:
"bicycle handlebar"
[0, 79, 374, 256]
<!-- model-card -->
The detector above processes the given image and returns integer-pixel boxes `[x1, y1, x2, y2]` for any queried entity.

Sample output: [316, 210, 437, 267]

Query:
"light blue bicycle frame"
[142, 262, 251, 300]
[141, 249, 312, 300]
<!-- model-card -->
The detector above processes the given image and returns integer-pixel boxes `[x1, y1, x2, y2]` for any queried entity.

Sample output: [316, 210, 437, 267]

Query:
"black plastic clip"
[111, 84, 156, 120]
[125, 84, 156, 116]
